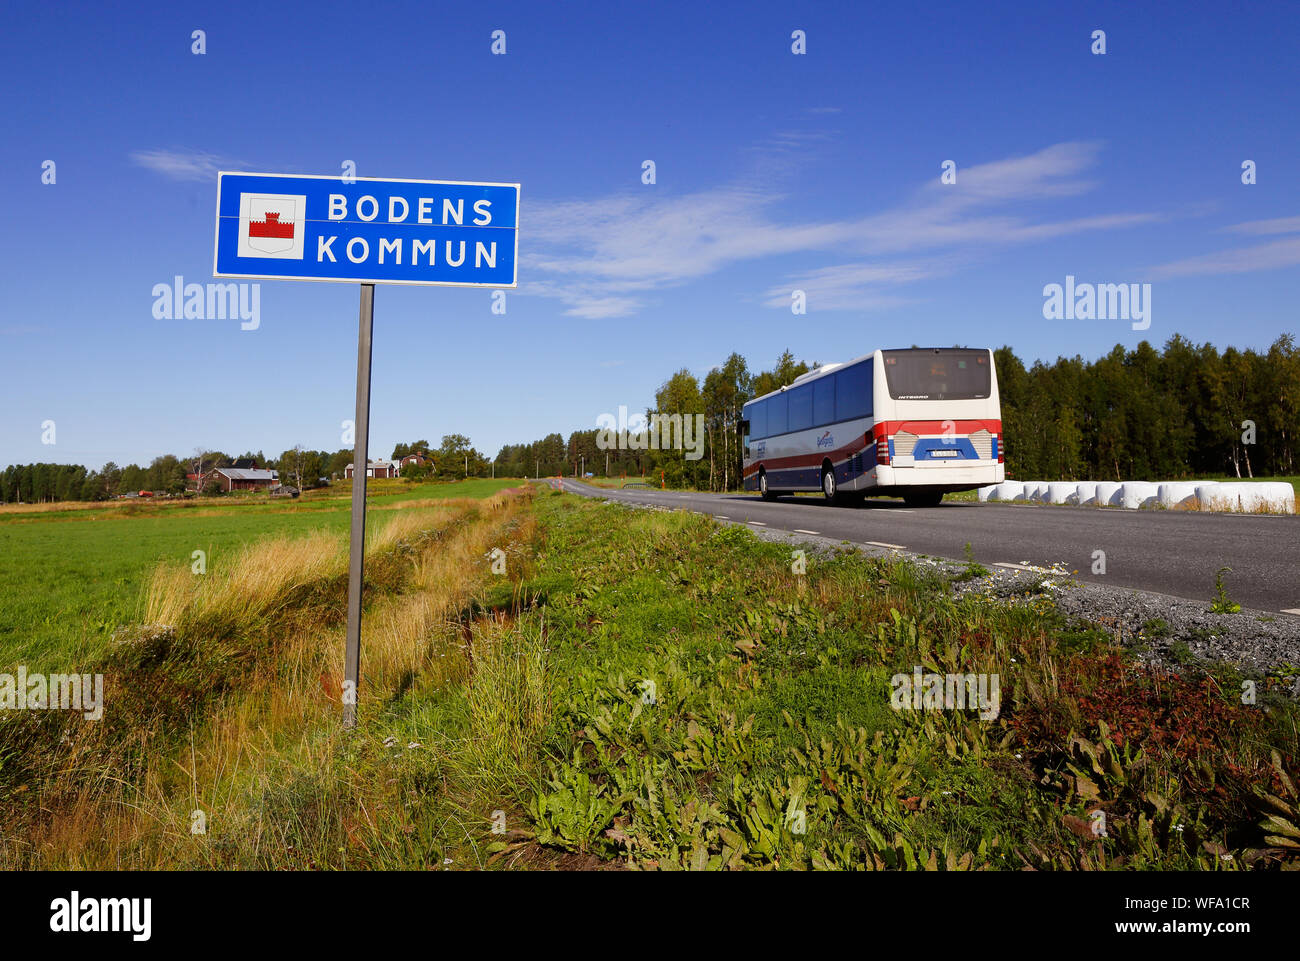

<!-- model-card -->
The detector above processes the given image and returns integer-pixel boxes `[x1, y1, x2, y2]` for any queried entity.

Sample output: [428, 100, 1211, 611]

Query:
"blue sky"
[2, 0, 1297, 470]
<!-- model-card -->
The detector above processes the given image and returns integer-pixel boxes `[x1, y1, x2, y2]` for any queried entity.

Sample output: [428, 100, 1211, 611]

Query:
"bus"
[740, 347, 1004, 507]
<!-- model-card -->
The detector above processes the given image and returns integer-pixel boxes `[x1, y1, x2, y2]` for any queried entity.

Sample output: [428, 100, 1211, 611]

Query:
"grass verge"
[3, 487, 1297, 869]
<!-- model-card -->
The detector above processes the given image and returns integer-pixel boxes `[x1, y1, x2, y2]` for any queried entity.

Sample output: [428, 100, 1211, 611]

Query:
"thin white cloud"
[1223, 215, 1300, 236]
[1149, 236, 1300, 279]
[524, 141, 1161, 317]
[130, 148, 235, 182]
[762, 262, 936, 311]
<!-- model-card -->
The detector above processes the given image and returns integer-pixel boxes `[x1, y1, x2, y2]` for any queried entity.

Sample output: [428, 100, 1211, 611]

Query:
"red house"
[207, 467, 278, 492]
[399, 453, 431, 474]
[344, 460, 396, 479]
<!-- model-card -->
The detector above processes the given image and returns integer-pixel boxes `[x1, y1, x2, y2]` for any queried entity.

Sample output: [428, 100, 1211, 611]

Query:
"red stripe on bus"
[743, 437, 874, 476]
[871, 419, 1001, 439]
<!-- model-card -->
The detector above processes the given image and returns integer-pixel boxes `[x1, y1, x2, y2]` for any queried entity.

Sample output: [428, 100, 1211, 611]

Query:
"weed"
[1210, 567, 1242, 614]
[952, 542, 989, 583]
[1141, 618, 1171, 638]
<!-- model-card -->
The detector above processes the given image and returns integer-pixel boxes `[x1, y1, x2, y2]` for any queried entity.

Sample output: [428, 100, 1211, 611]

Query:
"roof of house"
[215, 468, 277, 481]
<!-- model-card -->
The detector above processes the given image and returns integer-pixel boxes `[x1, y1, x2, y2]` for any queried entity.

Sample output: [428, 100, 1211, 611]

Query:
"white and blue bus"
[741, 347, 1004, 506]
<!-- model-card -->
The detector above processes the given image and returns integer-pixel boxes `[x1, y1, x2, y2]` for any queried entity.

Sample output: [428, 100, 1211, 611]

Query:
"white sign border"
[213, 171, 520, 288]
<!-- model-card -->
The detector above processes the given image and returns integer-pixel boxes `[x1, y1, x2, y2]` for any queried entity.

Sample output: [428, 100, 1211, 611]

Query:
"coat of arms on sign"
[237, 193, 307, 260]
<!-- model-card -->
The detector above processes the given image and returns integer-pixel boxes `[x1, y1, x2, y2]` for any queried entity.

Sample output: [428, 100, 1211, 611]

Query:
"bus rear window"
[882, 349, 990, 400]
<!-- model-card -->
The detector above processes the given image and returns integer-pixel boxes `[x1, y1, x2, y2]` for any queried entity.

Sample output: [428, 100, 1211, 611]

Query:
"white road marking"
[1282, 608, 1300, 616]
[994, 562, 1038, 572]
[715, 514, 729, 519]
[866, 541, 906, 550]
[748, 520, 766, 526]
[892, 509, 914, 514]
[793, 529, 820, 535]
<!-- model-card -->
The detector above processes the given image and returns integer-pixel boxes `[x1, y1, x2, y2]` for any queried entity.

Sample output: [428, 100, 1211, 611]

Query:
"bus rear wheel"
[903, 490, 944, 508]
[760, 470, 777, 501]
[822, 465, 840, 503]
[821, 462, 852, 507]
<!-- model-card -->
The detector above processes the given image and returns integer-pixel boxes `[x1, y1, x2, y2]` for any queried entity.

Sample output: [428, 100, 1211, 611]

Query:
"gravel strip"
[739, 523, 1300, 686]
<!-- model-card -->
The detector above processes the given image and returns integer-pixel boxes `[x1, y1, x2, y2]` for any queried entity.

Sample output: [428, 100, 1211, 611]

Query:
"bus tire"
[903, 490, 944, 508]
[759, 469, 777, 501]
[821, 464, 843, 504]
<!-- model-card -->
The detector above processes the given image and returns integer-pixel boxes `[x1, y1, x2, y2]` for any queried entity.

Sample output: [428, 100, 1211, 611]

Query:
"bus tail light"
[876, 436, 891, 465]
[996, 434, 1004, 464]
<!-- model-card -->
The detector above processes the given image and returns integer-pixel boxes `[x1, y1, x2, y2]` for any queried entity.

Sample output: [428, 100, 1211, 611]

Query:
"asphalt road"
[543, 479, 1300, 615]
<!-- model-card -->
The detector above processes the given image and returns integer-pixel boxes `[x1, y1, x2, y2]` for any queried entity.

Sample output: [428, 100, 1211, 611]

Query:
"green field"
[0, 478, 522, 671]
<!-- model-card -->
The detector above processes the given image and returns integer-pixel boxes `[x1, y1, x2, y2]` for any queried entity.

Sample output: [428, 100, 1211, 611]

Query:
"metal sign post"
[213, 171, 519, 729]
[343, 284, 375, 730]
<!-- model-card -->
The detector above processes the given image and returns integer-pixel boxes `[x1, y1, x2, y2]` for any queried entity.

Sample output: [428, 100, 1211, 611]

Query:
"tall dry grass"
[144, 531, 345, 632]
[0, 498, 126, 515]
[1, 488, 540, 869]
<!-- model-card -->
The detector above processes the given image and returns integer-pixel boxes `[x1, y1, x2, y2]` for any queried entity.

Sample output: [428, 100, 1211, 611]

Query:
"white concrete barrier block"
[1075, 481, 1099, 505]
[1047, 482, 1077, 505]
[994, 481, 1025, 501]
[1209, 481, 1297, 514]
[977, 484, 997, 502]
[1195, 484, 1228, 511]
[1020, 482, 1046, 502]
[1095, 482, 1123, 506]
[1119, 481, 1159, 509]
[1248, 482, 1296, 513]
[1157, 481, 1203, 509]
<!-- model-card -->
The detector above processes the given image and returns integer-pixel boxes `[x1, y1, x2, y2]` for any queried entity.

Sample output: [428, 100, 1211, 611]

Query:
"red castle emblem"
[248, 211, 295, 239]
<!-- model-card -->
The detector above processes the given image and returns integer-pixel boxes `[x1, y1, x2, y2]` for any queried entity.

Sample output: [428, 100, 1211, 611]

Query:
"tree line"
[5, 335, 1295, 503]
[494, 350, 810, 488]
[2, 450, 288, 503]
[495, 334, 1299, 489]
[0, 433, 497, 504]
[997, 335, 1297, 481]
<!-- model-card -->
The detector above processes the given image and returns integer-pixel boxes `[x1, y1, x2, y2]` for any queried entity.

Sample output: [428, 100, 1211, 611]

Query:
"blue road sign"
[214, 172, 519, 287]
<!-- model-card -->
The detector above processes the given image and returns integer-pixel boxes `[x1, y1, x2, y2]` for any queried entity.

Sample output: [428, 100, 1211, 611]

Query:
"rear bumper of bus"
[866, 462, 1003, 492]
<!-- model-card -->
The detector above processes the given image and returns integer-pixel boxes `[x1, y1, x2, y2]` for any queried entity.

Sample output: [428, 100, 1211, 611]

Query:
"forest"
[4, 335, 1295, 502]
[495, 334, 1299, 490]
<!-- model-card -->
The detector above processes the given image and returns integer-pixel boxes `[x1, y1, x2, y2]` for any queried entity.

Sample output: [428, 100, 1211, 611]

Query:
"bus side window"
[813, 376, 835, 426]
[768, 394, 788, 436]
[836, 363, 870, 420]
[750, 402, 766, 440]
[788, 384, 812, 432]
